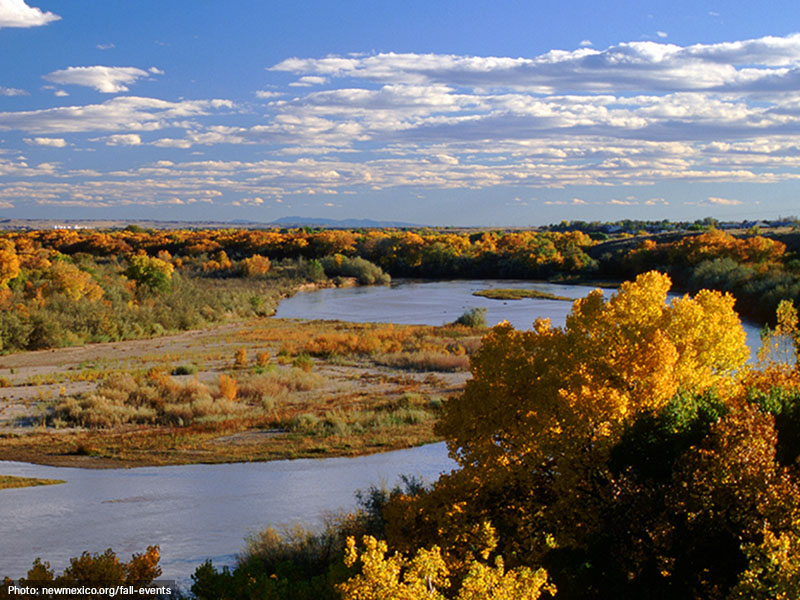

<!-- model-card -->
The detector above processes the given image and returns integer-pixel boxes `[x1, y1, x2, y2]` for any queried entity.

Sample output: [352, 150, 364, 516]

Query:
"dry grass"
[374, 351, 470, 372]
[237, 366, 327, 408]
[51, 371, 251, 428]
[236, 319, 483, 360]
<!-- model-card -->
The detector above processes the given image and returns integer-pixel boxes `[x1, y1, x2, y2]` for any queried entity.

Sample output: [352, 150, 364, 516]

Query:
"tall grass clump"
[374, 351, 470, 372]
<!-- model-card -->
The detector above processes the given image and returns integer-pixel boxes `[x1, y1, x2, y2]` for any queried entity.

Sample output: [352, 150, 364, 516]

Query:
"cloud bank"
[6, 34, 800, 211]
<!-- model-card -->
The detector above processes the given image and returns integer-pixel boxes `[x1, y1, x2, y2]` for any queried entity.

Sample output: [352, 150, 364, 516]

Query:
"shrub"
[234, 347, 248, 367]
[320, 255, 391, 285]
[124, 254, 174, 293]
[451, 307, 488, 328]
[13, 546, 161, 588]
[240, 254, 271, 277]
[51, 372, 247, 427]
[237, 368, 326, 405]
[218, 374, 238, 401]
[293, 354, 314, 373]
[256, 351, 271, 367]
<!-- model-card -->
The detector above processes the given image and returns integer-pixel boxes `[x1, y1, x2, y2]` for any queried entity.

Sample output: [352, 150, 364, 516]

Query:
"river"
[274, 279, 767, 359]
[0, 444, 455, 581]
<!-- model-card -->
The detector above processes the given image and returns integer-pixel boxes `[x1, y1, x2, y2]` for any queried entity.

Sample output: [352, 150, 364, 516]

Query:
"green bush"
[451, 307, 488, 328]
[320, 255, 390, 285]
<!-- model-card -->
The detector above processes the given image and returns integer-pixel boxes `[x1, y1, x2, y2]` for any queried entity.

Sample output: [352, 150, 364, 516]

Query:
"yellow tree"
[339, 533, 555, 600]
[439, 271, 748, 473]
[0, 239, 20, 288]
[45, 261, 104, 302]
[390, 272, 751, 568]
[124, 254, 174, 292]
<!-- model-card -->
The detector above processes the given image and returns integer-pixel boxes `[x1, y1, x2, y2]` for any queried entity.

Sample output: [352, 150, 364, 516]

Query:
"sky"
[3, 1, 800, 226]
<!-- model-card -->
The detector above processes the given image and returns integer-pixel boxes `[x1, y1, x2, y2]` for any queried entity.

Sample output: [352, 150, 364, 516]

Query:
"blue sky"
[3, 0, 800, 225]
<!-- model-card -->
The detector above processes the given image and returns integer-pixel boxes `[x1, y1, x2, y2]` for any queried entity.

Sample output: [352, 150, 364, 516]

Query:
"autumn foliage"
[617, 227, 799, 323]
[366, 272, 800, 600]
[2, 546, 161, 599]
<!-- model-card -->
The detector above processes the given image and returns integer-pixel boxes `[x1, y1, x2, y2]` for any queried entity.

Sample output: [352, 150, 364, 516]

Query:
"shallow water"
[0, 443, 455, 581]
[274, 279, 766, 359]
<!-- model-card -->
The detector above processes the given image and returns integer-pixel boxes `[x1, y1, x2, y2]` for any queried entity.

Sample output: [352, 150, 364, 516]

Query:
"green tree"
[124, 254, 174, 293]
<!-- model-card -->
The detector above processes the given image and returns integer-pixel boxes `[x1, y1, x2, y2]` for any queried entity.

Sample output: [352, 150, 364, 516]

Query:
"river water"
[0, 444, 455, 581]
[274, 279, 766, 359]
[0, 278, 768, 581]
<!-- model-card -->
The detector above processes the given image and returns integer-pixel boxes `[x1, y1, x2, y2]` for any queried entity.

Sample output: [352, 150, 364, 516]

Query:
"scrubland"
[0, 315, 477, 467]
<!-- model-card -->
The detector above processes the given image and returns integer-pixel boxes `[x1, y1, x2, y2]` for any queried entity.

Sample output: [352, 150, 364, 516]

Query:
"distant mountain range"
[0, 216, 424, 230]
[269, 216, 423, 228]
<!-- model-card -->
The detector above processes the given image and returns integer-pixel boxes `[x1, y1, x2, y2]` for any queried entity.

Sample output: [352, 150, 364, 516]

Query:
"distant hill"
[270, 216, 423, 228]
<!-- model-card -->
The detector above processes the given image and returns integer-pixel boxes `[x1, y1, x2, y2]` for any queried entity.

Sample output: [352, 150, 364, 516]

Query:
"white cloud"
[152, 137, 193, 149]
[97, 43, 115, 50]
[11, 34, 800, 207]
[579, 40, 593, 48]
[271, 35, 800, 94]
[0, 96, 234, 134]
[232, 196, 265, 207]
[0, 0, 59, 28]
[656, 31, 668, 39]
[24, 137, 66, 147]
[708, 196, 743, 205]
[43, 66, 161, 93]
[104, 133, 142, 146]
[544, 198, 591, 206]
[0, 86, 27, 96]
[256, 90, 283, 99]
[289, 75, 328, 87]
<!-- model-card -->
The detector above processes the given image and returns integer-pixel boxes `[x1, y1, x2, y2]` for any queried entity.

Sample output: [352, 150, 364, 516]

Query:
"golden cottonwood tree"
[339, 533, 555, 600]
[383, 271, 754, 591]
[0, 240, 20, 288]
[438, 271, 748, 473]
